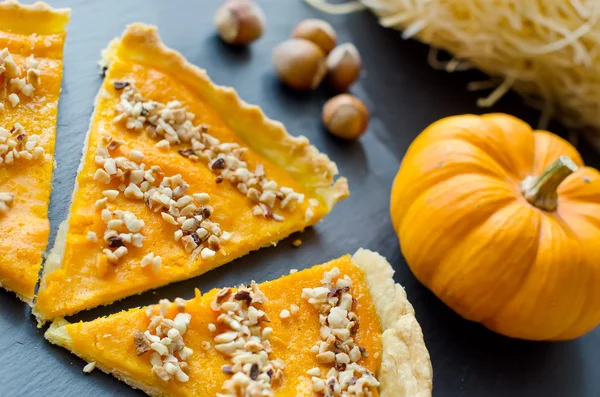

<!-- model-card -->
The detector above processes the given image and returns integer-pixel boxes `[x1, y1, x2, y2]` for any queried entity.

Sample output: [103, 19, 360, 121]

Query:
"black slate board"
[1, 1, 599, 396]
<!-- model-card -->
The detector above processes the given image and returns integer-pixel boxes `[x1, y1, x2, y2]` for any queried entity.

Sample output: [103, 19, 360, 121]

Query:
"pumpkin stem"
[521, 156, 578, 211]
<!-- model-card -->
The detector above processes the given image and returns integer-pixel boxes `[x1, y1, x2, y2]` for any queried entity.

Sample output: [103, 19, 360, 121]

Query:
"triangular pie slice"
[0, 0, 70, 302]
[46, 249, 432, 397]
[34, 23, 349, 322]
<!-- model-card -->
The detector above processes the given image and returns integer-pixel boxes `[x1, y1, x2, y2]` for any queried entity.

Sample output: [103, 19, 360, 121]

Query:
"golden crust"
[352, 249, 433, 397]
[46, 319, 167, 397]
[103, 23, 348, 209]
[46, 250, 432, 396]
[0, 0, 70, 35]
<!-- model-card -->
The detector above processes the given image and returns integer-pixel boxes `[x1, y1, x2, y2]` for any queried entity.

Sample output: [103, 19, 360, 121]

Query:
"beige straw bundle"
[306, 0, 600, 149]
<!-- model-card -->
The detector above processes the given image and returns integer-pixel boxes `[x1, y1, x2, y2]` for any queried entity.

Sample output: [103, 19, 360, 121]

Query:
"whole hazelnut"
[214, 0, 265, 45]
[326, 43, 361, 92]
[291, 19, 337, 54]
[273, 39, 326, 91]
[322, 94, 369, 140]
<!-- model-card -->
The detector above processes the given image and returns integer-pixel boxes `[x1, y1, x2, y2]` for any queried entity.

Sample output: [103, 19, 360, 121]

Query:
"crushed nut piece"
[0, 49, 41, 106]
[0, 192, 14, 214]
[82, 362, 96, 373]
[113, 84, 306, 221]
[99, 208, 145, 264]
[302, 268, 380, 395]
[139, 300, 193, 383]
[86, 231, 98, 242]
[212, 284, 284, 395]
[134, 329, 151, 356]
[0, 124, 45, 166]
[93, 138, 227, 260]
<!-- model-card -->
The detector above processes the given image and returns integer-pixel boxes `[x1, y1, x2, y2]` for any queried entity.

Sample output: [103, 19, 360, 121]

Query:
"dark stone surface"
[1, 0, 598, 396]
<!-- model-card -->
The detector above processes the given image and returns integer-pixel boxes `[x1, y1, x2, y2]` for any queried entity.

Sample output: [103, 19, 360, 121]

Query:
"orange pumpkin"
[390, 113, 600, 341]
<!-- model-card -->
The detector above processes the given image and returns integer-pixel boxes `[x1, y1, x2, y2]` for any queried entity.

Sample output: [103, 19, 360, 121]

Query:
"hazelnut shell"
[322, 94, 369, 140]
[273, 39, 327, 91]
[214, 0, 265, 45]
[326, 43, 361, 92]
[291, 19, 337, 54]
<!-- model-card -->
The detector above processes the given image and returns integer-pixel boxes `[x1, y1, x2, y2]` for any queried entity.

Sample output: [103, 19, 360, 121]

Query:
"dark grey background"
[1, 0, 599, 396]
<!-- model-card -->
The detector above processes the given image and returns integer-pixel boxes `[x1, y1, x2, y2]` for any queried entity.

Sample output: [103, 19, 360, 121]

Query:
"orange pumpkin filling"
[46, 256, 382, 396]
[0, 1, 69, 302]
[34, 24, 348, 321]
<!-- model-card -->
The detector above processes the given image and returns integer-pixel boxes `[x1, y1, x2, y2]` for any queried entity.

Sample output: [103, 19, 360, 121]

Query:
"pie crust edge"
[45, 249, 433, 397]
[0, 0, 70, 34]
[352, 248, 433, 397]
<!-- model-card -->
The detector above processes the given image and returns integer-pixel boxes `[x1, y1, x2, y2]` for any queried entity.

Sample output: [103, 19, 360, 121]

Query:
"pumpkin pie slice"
[0, 0, 70, 302]
[45, 249, 432, 397]
[34, 23, 349, 322]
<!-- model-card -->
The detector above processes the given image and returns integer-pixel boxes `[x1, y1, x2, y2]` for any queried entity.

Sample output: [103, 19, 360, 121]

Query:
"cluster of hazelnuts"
[214, 0, 369, 140]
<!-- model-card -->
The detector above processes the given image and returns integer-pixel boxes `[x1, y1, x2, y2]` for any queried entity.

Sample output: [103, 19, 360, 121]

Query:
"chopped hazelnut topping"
[0, 124, 45, 166]
[0, 49, 41, 106]
[174, 297, 187, 311]
[141, 252, 162, 273]
[0, 191, 14, 214]
[102, 189, 119, 201]
[212, 283, 284, 396]
[93, 137, 227, 262]
[302, 268, 380, 396]
[82, 362, 96, 373]
[113, 84, 307, 221]
[134, 329, 152, 355]
[138, 299, 193, 383]
[155, 139, 170, 150]
[86, 231, 98, 242]
[279, 309, 291, 319]
[113, 81, 130, 90]
[99, 208, 145, 264]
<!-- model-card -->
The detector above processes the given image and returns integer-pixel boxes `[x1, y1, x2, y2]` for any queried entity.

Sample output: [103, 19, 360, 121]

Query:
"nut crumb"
[86, 231, 98, 242]
[83, 362, 96, 373]
[133, 329, 151, 356]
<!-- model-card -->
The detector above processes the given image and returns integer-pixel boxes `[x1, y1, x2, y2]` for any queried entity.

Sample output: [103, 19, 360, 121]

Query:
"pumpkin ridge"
[480, 114, 537, 180]
[485, 215, 586, 340]
[434, 202, 541, 322]
[413, 114, 531, 181]
[391, 146, 516, 234]
[557, 167, 600, 201]
[547, 203, 600, 339]
[531, 131, 584, 175]
[399, 173, 518, 286]
[479, 210, 543, 325]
